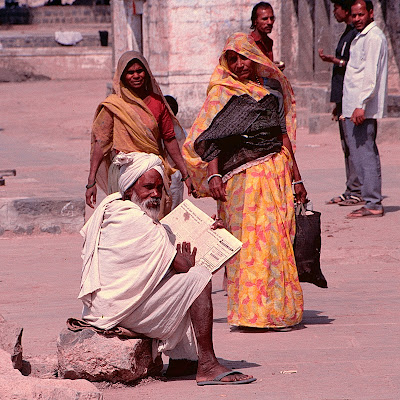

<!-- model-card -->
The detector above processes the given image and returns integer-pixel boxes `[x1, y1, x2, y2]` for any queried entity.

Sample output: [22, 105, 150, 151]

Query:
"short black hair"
[330, 0, 352, 12]
[351, 0, 374, 12]
[164, 95, 178, 116]
[250, 2, 273, 30]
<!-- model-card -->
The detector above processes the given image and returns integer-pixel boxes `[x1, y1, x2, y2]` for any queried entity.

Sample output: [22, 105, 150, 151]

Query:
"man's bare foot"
[196, 361, 255, 384]
[165, 359, 198, 377]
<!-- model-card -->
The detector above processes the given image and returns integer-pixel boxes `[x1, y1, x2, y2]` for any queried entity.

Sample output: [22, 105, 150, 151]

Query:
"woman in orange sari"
[85, 51, 193, 214]
[183, 33, 306, 329]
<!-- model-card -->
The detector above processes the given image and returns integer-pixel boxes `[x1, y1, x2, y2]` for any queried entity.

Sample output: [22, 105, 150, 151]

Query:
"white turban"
[113, 152, 165, 193]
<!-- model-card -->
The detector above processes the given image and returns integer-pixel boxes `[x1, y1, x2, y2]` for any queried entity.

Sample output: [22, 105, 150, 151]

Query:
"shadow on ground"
[302, 309, 334, 325]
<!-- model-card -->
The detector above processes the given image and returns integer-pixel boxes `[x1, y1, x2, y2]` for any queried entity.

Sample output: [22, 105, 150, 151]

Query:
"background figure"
[319, 0, 361, 206]
[85, 51, 195, 216]
[343, 0, 388, 218]
[165, 95, 186, 209]
[183, 32, 306, 329]
[250, 2, 285, 71]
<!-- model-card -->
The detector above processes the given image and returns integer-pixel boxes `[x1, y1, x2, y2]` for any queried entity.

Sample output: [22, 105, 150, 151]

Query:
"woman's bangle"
[86, 181, 96, 189]
[181, 174, 190, 182]
[339, 59, 345, 67]
[207, 174, 223, 184]
[292, 180, 303, 185]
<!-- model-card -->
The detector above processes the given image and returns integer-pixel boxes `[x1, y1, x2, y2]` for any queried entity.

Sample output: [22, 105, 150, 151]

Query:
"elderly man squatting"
[79, 152, 256, 385]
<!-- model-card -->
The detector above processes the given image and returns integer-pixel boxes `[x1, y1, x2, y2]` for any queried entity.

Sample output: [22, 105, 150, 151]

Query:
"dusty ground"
[0, 79, 400, 399]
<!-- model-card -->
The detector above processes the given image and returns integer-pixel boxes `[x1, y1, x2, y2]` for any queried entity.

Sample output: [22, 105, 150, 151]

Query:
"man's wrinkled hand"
[351, 108, 365, 126]
[176, 242, 197, 268]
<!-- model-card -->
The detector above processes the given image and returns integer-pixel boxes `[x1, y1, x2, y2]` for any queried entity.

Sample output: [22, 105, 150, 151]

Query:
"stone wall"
[137, 0, 400, 128]
[30, 5, 111, 24]
[142, 0, 264, 127]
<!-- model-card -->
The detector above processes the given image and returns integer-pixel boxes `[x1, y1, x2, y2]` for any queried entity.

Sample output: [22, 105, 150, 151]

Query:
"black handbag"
[294, 204, 327, 288]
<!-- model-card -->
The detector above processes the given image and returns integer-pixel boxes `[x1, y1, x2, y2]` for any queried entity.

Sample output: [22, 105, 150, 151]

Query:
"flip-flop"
[338, 195, 365, 206]
[326, 194, 346, 205]
[197, 371, 257, 386]
[346, 207, 384, 219]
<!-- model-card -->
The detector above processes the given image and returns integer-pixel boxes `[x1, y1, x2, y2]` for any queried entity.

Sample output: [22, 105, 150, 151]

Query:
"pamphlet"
[160, 199, 242, 273]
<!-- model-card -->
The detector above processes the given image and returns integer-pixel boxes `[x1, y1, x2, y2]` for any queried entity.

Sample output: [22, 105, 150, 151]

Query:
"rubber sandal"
[197, 371, 257, 386]
[346, 207, 384, 219]
[326, 194, 346, 205]
[338, 195, 365, 206]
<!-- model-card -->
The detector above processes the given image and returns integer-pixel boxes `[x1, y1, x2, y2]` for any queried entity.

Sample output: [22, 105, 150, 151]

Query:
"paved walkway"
[0, 79, 399, 399]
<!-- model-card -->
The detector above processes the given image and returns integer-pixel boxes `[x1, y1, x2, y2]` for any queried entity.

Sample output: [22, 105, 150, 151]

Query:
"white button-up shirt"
[342, 21, 388, 119]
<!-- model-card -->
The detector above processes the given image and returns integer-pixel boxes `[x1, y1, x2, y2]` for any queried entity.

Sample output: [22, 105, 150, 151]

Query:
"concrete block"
[57, 328, 163, 383]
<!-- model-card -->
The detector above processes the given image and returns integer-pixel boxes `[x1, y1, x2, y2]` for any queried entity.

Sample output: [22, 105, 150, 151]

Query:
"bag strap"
[295, 203, 307, 216]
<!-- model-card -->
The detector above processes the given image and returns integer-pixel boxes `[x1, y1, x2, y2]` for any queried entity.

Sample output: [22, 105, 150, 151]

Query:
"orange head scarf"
[183, 32, 297, 196]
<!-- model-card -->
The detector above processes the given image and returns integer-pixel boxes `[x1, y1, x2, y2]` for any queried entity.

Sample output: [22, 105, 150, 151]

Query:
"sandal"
[338, 195, 365, 206]
[346, 207, 384, 219]
[326, 194, 346, 205]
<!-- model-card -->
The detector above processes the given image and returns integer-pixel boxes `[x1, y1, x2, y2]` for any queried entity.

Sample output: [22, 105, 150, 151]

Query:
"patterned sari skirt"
[218, 146, 303, 328]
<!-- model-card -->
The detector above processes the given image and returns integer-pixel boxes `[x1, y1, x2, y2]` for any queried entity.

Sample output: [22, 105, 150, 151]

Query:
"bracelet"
[339, 59, 345, 67]
[181, 174, 190, 182]
[292, 180, 303, 185]
[86, 181, 96, 189]
[207, 173, 223, 184]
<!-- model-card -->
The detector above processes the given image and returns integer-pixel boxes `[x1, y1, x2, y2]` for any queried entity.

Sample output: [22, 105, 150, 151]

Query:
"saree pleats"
[219, 147, 303, 328]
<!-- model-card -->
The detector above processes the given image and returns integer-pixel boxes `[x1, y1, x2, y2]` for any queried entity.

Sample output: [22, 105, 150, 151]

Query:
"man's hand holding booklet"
[161, 200, 242, 273]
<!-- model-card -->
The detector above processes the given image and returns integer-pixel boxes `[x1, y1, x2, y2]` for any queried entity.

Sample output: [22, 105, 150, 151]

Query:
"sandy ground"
[0, 79, 400, 399]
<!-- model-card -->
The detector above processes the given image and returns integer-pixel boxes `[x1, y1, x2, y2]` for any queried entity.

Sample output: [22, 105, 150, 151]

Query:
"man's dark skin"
[124, 169, 255, 384]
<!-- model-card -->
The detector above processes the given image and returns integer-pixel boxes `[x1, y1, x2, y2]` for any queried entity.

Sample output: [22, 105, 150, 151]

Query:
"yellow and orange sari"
[183, 33, 303, 328]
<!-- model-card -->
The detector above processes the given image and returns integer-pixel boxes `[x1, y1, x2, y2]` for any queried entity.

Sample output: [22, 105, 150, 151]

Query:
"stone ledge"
[0, 197, 85, 236]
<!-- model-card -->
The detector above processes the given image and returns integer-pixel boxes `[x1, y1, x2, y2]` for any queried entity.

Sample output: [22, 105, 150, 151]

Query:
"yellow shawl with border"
[183, 32, 297, 197]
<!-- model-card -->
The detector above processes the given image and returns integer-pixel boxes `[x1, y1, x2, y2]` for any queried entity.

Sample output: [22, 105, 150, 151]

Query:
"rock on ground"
[0, 314, 23, 370]
[57, 328, 163, 383]
[0, 349, 102, 400]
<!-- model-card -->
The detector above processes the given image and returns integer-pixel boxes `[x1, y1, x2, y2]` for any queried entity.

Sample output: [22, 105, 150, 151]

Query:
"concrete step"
[0, 31, 112, 48]
[292, 83, 332, 114]
[0, 197, 85, 236]
[377, 117, 400, 143]
[0, 5, 111, 25]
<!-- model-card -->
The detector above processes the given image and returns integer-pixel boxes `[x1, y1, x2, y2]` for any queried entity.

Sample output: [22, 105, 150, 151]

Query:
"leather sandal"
[326, 194, 346, 205]
[338, 195, 366, 206]
[346, 207, 384, 218]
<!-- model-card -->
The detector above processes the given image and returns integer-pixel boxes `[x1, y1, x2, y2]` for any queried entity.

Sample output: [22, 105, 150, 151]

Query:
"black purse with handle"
[294, 204, 327, 288]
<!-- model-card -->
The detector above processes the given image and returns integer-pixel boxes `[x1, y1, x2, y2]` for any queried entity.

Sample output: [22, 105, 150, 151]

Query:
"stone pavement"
[0, 79, 399, 399]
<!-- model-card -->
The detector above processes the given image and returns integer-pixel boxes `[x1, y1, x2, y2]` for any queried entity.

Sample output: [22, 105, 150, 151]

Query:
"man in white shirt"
[342, 0, 388, 218]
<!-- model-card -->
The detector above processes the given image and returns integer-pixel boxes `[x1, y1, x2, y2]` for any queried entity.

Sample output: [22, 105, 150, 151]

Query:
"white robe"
[79, 193, 211, 357]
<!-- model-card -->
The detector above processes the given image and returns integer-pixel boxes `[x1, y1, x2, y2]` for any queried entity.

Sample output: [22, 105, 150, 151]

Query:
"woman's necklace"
[255, 75, 262, 86]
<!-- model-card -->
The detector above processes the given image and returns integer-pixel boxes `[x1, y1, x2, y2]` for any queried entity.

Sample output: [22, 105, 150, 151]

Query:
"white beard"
[130, 192, 161, 221]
